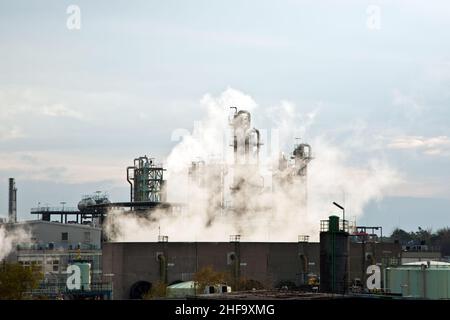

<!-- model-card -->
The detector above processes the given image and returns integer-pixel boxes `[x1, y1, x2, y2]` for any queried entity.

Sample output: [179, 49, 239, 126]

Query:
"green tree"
[413, 227, 433, 244]
[0, 262, 43, 300]
[434, 227, 450, 255]
[390, 228, 413, 244]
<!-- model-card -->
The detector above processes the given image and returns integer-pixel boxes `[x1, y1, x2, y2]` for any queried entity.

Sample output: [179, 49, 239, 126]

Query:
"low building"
[1, 220, 111, 299]
[400, 246, 442, 264]
[5, 220, 102, 250]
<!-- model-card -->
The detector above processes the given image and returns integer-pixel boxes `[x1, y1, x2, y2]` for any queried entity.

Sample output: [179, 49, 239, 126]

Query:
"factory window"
[61, 232, 68, 241]
[53, 265, 59, 272]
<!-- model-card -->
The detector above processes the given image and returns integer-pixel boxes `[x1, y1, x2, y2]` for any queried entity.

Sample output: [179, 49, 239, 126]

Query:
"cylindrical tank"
[293, 143, 311, 159]
[320, 216, 349, 294]
[329, 215, 339, 232]
[74, 262, 91, 291]
[232, 110, 251, 130]
[96, 198, 110, 205]
[385, 262, 450, 299]
[77, 198, 96, 212]
[231, 110, 260, 165]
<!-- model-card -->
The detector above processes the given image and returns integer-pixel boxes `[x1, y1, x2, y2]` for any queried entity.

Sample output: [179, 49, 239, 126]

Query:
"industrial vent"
[227, 252, 236, 265]
[156, 252, 164, 261]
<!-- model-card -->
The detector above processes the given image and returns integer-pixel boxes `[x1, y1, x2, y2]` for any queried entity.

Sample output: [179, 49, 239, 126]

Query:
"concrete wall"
[103, 242, 321, 300]
[103, 241, 403, 299]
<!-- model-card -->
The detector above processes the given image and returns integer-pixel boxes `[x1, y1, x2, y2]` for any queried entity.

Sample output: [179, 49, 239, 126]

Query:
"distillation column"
[229, 109, 262, 213]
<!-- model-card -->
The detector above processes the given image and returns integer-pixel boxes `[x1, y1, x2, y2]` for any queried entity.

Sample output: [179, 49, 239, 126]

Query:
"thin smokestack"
[8, 178, 17, 223]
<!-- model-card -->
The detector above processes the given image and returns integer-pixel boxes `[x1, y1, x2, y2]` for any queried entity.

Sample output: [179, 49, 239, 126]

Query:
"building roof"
[167, 281, 196, 289]
[7, 220, 102, 231]
[403, 261, 450, 266]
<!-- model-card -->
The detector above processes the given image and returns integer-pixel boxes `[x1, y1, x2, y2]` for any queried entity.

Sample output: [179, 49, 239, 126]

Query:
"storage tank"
[78, 193, 110, 212]
[320, 215, 349, 294]
[385, 261, 450, 299]
[74, 262, 91, 291]
[77, 198, 96, 212]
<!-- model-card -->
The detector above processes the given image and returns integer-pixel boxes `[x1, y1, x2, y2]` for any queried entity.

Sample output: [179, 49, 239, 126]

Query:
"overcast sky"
[0, 0, 449, 234]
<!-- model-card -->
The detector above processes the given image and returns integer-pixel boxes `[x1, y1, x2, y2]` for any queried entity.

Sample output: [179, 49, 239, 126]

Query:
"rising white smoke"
[104, 88, 400, 242]
[0, 225, 30, 261]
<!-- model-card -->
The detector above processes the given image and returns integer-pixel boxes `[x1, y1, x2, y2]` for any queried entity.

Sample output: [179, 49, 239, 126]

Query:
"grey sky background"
[0, 0, 449, 234]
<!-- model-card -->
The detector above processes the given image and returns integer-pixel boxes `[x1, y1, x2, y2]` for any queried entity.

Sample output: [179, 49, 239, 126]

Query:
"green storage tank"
[328, 215, 340, 232]
[385, 261, 450, 299]
[320, 215, 349, 294]
[74, 262, 91, 291]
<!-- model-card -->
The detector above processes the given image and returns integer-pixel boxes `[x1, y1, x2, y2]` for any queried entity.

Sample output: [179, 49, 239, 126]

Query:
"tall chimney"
[8, 178, 17, 223]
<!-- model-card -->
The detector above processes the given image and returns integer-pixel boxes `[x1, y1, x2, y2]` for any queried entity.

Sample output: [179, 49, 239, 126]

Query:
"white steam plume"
[105, 88, 400, 242]
[0, 225, 30, 261]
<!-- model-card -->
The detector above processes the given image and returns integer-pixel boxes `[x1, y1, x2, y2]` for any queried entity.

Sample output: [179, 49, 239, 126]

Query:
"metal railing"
[320, 219, 349, 233]
[31, 206, 79, 213]
[158, 235, 169, 242]
[28, 282, 113, 297]
[298, 235, 310, 243]
[229, 235, 241, 242]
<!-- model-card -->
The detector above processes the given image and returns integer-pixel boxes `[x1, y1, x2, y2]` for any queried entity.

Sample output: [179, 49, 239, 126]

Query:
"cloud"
[145, 24, 290, 48]
[385, 177, 450, 199]
[0, 151, 126, 184]
[392, 89, 422, 115]
[425, 60, 450, 82]
[0, 89, 87, 141]
[0, 126, 24, 141]
[41, 104, 84, 120]
[388, 135, 450, 156]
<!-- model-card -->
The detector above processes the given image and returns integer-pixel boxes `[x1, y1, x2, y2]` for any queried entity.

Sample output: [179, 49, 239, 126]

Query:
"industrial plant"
[1, 107, 449, 300]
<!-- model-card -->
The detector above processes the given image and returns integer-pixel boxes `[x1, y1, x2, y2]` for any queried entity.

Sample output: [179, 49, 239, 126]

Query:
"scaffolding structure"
[127, 156, 166, 204]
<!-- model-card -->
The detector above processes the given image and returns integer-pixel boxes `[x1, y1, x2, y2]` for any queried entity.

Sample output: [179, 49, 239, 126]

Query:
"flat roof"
[3, 220, 102, 231]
